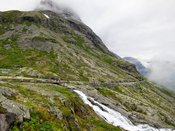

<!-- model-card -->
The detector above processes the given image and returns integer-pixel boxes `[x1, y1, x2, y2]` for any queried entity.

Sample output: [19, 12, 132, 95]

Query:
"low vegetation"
[0, 10, 174, 130]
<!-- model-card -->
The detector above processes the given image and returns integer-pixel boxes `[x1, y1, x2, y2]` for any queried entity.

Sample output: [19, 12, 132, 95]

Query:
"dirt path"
[0, 76, 63, 84]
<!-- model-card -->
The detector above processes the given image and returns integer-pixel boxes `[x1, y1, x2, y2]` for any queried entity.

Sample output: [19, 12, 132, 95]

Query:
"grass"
[22, 26, 28, 32]
[32, 35, 57, 43]
[74, 35, 85, 47]
[0, 26, 5, 35]
[0, 35, 59, 78]
[0, 10, 21, 19]
[54, 85, 85, 107]
[97, 87, 116, 98]
[91, 119, 121, 131]
[0, 21, 136, 82]
[157, 86, 175, 98]
[5, 83, 65, 130]
[11, 111, 62, 131]
[61, 32, 85, 47]
[0, 106, 7, 113]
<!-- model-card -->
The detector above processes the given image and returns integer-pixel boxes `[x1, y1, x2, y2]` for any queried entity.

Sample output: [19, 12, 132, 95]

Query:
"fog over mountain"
[148, 56, 175, 89]
[0, 0, 175, 89]
[125, 56, 175, 90]
[124, 57, 150, 77]
[36, 0, 81, 21]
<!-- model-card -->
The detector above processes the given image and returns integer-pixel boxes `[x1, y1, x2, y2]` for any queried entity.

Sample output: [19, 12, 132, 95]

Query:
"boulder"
[0, 113, 17, 131]
[49, 106, 63, 120]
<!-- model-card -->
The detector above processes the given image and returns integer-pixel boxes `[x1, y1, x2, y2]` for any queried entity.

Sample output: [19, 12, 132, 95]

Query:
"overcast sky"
[0, 0, 175, 89]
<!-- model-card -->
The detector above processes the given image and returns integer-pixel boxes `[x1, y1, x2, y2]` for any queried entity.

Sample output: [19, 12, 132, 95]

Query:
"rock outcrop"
[124, 57, 150, 76]
[0, 113, 17, 131]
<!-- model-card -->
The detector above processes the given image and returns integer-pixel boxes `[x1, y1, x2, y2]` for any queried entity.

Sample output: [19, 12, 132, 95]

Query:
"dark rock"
[118, 63, 143, 80]
[124, 57, 150, 76]
[88, 98, 108, 112]
[0, 86, 17, 97]
[49, 107, 63, 120]
[0, 113, 17, 131]
[74, 118, 80, 131]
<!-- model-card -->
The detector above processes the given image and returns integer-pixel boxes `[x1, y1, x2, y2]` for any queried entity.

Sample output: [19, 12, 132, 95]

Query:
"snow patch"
[74, 90, 173, 131]
[38, 0, 81, 21]
[43, 13, 50, 19]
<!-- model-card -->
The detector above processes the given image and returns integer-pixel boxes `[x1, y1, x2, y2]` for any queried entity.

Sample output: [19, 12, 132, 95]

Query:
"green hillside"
[0, 10, 174, 130]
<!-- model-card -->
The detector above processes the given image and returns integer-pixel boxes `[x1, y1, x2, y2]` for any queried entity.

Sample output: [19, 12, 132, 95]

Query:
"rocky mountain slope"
[124, 57, 150, 76]
[0, 9, 175, 131]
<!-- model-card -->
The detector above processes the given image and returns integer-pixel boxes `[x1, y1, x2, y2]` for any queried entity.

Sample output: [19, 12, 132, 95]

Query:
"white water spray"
[74, 90, 173, 131]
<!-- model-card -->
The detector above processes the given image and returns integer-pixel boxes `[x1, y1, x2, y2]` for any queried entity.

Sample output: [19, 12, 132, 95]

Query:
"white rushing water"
[43, 13, 50, 19]
[74, 90, 173, 131]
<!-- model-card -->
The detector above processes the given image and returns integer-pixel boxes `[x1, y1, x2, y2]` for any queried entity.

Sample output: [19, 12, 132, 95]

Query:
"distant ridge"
[124, 57, 150, 76]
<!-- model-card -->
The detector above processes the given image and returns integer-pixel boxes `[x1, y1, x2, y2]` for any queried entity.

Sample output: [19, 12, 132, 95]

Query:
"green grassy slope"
[0, 81, 121, 131]
[0, 10, 175, 130]
[0, 10, 141, 82]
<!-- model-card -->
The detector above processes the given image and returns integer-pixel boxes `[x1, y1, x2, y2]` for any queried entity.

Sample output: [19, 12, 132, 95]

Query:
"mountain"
[124, 57, 150, 76]
[37, 0, 81, 21]
[0, 7, 175, 131]
[124, 57, 175, 90]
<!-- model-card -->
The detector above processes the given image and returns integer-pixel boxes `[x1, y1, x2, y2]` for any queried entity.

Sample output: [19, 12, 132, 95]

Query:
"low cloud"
[147, 55, 175, 90]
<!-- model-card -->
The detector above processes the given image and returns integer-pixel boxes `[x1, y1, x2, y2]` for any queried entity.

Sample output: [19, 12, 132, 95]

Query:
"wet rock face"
[0, 113, 17, 131]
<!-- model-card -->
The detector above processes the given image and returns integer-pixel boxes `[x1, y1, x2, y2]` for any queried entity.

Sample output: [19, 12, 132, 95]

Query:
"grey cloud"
[148, 56, 175, 90]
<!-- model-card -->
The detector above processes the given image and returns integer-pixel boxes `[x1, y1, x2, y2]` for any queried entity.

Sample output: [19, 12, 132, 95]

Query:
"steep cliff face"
[0, 10, 175, 131]
[124, 57, 150, 76]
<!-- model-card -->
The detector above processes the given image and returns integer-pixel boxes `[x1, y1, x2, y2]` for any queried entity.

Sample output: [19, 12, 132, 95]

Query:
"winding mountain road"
[0, 75, 142, 86]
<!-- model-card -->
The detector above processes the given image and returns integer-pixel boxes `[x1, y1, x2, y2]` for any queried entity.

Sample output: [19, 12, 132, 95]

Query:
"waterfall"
[74, 90, 173, 131]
